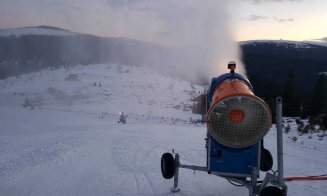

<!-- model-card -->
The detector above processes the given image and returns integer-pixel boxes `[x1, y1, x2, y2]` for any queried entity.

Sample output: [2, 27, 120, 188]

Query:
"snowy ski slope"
[0, 64, 326, 196]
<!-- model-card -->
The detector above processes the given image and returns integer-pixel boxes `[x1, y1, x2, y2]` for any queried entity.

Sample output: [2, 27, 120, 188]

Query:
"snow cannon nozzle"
[227, 61, 236, 74]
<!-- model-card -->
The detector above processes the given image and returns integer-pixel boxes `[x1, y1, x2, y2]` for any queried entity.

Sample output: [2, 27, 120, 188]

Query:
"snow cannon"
[161, 61, 288, 196]
[206, 61, 272, 148]
[203, 61, 273, 181]
[205, 61, 272, 177]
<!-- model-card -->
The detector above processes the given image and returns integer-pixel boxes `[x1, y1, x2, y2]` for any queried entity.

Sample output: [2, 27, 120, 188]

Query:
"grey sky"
[0, 0, 326, 41]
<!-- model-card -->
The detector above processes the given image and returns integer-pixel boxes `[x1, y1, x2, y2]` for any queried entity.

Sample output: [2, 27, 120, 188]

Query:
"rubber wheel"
[260, 186, 284, 196]
[161, 153, 175, 179]
[260, 148, 273, 172]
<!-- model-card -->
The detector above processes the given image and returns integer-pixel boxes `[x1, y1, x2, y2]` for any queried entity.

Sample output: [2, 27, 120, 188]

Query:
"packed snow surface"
[0, 64, 326, 196]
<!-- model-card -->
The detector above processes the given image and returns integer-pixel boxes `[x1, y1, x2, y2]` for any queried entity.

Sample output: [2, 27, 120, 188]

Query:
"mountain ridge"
[2, 25, 326, 47]
[0, 25, 326, 97]
[0, 25, 78, 37]
[240, 39, 327, 48]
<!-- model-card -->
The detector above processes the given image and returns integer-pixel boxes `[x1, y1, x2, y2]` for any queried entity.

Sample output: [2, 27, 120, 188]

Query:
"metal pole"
[171, 153, 180, 192]
[249, 167, 259, 196]
[276, 97, 284, 184]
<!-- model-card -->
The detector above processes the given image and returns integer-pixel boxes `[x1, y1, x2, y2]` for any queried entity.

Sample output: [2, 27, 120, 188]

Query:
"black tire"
[161, 153, 175, 179]
[260, 186, 283, 196]
[260, 148, 273, 172]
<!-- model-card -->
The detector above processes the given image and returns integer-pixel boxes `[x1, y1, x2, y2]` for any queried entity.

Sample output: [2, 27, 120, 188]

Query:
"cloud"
[245, 15, 269, 21]
[243, 15, 294, 22]
[243, 0, 303, 4]
[274, 17, 294, 22]
[106, 0, 152, 8]
[320, 37, 327, 41]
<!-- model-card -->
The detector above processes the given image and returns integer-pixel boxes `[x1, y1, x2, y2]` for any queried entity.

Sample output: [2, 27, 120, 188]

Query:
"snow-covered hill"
[0, 26, 77, 37]
[0, 64, 326, 196]
[241, 39, 327, 48]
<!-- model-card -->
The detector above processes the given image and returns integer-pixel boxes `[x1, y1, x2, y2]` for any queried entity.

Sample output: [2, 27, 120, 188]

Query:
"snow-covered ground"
[0, 64, 326, 196]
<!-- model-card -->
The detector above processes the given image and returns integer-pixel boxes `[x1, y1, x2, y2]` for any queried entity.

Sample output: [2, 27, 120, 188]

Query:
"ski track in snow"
[0, 133, 81, 176]
[0, 64, 326, 196]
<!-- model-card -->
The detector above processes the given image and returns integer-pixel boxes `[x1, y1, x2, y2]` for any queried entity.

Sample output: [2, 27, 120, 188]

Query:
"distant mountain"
[240, 40, 327, 96]
[0, 26, 175, 79]
[0, 26, 76, 37]
[241, 39, 327, 48]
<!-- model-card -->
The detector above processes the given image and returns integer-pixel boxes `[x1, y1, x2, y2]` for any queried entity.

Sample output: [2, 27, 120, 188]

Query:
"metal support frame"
[249, 168, 259, 196]
[171, 153, 180, 192]
[275, 97, 288, 193]
[170, 158, 261, 195]
[255, 97, 288, 194]
[276, 97, 284, 182]
[168, 97, 287, 196]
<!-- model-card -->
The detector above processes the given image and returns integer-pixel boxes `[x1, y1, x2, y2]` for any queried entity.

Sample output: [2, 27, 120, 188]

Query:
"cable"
[284, 173, 327, 181]
[307, 173, 327, 177]
[227, 179, 245, 187]
[285, 176, 327, 181]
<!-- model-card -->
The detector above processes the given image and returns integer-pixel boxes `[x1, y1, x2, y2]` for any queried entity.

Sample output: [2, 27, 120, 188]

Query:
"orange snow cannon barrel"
[206, 62, 272, 148]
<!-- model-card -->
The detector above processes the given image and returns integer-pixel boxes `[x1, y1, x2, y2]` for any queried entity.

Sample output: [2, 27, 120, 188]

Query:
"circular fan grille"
[208, 96, 271, 148]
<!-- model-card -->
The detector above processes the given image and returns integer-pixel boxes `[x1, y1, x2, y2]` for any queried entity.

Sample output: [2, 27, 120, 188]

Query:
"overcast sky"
[0, 0, 326, 42]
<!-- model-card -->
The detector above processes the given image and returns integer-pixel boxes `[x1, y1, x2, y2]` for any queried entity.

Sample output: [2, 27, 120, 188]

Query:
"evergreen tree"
[282, 70, 300, 116]
[322, 110, 327, 130]
[300, 98, 310, 119]
[309, 74, 327, 116]
[0, 66, 4, 79]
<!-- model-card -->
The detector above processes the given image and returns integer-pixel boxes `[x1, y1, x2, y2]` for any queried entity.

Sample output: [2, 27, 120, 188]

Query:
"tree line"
[274, 70, 327, 129]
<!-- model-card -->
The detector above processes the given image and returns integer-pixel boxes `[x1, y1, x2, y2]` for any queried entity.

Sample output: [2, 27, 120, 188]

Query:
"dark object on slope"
[260, 148, 273, 172]
[161, 153, 175, 179]
[260, 186, 284, 196]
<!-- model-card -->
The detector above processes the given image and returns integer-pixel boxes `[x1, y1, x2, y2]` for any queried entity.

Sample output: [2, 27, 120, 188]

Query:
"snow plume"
[106, 0, 246, 84]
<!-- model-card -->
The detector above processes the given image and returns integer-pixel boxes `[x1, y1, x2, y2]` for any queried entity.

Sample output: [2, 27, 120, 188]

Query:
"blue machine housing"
[206, 73, 260, 177]
[207, 135, 260, 177]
